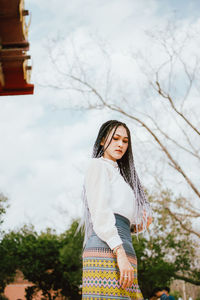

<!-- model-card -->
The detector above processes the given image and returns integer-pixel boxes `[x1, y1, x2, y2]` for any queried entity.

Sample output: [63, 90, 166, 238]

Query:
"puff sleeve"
[84, 158, 123, 250]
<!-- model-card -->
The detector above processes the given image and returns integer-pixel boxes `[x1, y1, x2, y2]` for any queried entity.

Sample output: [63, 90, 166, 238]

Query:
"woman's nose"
[118, 140, 123, 146]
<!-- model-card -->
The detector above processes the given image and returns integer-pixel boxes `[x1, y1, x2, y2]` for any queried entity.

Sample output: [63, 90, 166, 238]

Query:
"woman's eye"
[113, 137, 128, 143]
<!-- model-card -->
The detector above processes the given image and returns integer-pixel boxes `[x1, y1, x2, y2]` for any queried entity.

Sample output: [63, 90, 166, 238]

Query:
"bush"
[170, 290, 182, 300]
[0, 295, 9, 300]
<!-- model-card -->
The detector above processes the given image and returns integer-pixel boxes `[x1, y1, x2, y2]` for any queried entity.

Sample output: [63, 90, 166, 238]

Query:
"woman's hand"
[147, 216, 152, 227]
[115, 246, 134, 289]
[132, 216, 152, 233]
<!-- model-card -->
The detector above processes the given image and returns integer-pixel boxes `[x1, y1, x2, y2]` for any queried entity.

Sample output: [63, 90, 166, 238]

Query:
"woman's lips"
[115, 149, 122, 153]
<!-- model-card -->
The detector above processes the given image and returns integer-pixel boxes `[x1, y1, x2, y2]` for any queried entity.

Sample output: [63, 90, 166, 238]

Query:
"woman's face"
[101, 125, 129, 161]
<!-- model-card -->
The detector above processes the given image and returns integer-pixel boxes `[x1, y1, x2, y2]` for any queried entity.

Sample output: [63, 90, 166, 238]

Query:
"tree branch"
[63, 75, 200, 200]
[155, 81, 200, 136]
[164, 206, 200, 238]
[174, 273, 200, 286]
[139, 111, 200, 160]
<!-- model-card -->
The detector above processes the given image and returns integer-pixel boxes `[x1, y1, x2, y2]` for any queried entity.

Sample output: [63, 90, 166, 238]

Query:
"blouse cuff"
[106, 235, 123, 250]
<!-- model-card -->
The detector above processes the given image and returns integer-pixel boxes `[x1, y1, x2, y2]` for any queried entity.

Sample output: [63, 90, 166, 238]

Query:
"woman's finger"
[131, 270, 134, 285]
[122, 273, 129, 289]
[128, 270, 134, 288]
[126, 273, 132, 288]
[119, 271, 125, 286]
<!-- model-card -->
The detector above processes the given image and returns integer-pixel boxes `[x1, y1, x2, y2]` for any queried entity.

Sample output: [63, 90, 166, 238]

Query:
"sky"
[0, 0, 200, 233]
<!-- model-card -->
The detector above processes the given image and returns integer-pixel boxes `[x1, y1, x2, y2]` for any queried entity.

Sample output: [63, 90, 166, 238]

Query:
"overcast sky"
[0, 0, 199, 233]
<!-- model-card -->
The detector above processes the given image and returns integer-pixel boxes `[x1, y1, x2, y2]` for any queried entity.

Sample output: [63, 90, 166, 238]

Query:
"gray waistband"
[84, 213, 135, 256]
[115, 213, 130, 227]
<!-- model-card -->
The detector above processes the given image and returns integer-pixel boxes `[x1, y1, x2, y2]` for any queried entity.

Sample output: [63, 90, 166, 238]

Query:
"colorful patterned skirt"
[82, 213, 143, 300]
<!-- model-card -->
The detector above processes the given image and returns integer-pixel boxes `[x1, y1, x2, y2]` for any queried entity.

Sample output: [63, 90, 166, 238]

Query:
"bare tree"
[42, 24, 200, 239]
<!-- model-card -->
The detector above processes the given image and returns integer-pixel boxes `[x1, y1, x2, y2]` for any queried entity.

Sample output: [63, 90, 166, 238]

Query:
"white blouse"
[84, 156, 137, 250]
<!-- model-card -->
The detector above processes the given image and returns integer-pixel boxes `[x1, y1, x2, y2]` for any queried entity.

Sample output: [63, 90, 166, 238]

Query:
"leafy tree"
[0, 231, 19, 292]
[0, 194, 198, 299]
[59, 220, 83, 299]
[0, 295, 9, 300]
[170, 290, 182, 300]
[133, 189, 199, 298]
[0, 193, 16, 292]
[0, 222, 83, 299]
[18, 223, 83, 299]
[16, 226, 64, 300]
[0, 193, 9, 235]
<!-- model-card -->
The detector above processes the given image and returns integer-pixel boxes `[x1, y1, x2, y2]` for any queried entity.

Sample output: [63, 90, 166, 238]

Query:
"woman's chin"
[112, 152, 123, 159]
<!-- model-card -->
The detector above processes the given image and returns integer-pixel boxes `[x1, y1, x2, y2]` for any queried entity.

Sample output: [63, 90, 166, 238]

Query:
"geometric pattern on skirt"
[82, 248, 143, 300]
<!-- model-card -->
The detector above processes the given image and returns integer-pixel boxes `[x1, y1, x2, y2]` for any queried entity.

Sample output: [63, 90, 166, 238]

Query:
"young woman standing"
[81, 120, 152, 300]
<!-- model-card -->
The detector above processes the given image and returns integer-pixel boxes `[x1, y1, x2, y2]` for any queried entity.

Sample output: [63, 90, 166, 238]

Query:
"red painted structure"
[0, 0, 34, 96]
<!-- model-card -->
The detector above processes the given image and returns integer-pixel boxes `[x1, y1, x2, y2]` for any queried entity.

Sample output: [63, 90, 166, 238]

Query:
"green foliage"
[132, 189, 199, 298]
[0, 193, 9, 235]
[0, 232, 19, 292]
[0, 194, 15, 292]
[0, 295, 9, 300]
[0, 190, 198, 299]
[170, 290, 182, 300]
[25, 286, 38, 300]
[60, 222, 83, 284]
[133, 235, 173, 297]
[16, 226, 62, 298]
[59, 220, 83, 299]
[0, 222, 83, 299]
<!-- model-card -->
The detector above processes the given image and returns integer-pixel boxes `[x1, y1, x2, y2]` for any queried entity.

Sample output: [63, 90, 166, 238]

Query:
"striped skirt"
[82, 214, 143, 300]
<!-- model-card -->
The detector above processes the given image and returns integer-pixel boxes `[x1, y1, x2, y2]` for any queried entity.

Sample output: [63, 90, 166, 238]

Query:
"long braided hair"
[79, 120, 152, 247]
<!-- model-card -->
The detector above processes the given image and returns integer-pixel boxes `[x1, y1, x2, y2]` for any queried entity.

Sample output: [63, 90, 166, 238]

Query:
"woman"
[81, 120, 152, 300]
